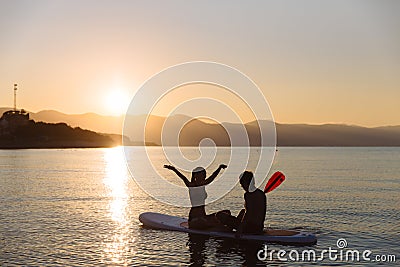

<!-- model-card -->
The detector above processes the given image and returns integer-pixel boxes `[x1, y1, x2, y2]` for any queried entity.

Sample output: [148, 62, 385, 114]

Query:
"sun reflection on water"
[102, 147, 132, 265]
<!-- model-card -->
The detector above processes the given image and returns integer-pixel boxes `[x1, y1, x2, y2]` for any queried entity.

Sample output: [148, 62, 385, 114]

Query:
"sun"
[105, 89, 131, 116]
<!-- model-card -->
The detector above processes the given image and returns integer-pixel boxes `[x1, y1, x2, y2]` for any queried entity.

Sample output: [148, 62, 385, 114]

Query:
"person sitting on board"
[164, 164, 228, 230]
[216, 171, 266, 235]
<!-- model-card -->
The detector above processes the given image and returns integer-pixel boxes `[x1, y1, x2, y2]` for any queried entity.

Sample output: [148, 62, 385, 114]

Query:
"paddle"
[264, 171, 285, 193]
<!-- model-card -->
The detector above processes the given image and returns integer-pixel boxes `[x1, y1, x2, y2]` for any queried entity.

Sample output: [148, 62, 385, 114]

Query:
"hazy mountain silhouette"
[34, 110, 125, 134]
[2, 108, 400, 146]
[275, 123, 400, 146]
[124, 116, 400, 146]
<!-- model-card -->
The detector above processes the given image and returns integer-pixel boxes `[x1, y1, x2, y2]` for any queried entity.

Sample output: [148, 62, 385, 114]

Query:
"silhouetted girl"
[164, 164, 227, 229]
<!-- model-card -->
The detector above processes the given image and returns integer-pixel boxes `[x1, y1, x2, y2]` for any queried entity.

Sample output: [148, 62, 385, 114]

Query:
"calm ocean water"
[0, 147, 399, 266]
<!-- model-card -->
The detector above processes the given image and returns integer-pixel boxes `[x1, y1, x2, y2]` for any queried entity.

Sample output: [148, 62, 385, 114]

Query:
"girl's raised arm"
[164, 165, 192, 187]
[204, 164, 227, 185]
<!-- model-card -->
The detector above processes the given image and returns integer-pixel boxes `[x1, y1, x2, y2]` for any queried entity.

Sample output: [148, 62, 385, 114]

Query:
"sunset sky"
[0, 0, 399, 126]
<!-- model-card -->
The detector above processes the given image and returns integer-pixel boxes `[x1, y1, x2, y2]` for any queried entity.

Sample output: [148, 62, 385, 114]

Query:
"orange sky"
[0, 1, 399, 126]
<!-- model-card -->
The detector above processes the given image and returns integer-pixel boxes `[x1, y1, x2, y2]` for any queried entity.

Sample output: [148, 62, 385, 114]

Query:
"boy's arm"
[235, 213, 247, 238]
[235, 194, 249, 238]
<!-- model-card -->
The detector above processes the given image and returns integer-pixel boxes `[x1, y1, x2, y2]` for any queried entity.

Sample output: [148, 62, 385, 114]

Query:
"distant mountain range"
[1, 107, 400, 146]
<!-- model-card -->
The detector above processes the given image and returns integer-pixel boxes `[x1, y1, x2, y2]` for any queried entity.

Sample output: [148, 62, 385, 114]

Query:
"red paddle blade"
[264, 171, 285, 193]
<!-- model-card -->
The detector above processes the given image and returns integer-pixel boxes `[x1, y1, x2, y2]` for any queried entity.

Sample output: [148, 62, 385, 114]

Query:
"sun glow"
[104, 89, 131, 116]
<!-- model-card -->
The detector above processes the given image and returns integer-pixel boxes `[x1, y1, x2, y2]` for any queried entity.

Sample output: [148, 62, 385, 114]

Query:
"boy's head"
[239, 171, 254, 192]
[192, 167, 206, 183]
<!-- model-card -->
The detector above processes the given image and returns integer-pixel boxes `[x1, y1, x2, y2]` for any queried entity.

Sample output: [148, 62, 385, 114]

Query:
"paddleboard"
[139, 212, 317, 245]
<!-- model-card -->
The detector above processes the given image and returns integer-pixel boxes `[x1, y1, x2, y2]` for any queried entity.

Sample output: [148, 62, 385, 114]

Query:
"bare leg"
[216, 210, 241, 230]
